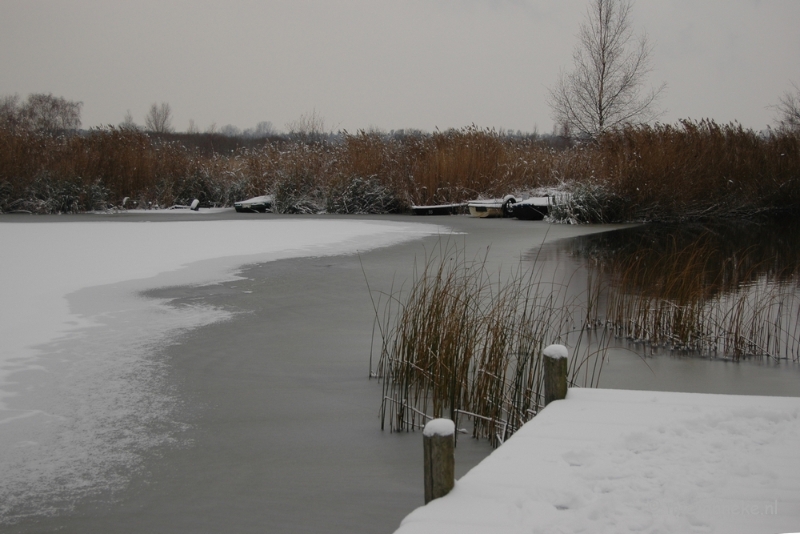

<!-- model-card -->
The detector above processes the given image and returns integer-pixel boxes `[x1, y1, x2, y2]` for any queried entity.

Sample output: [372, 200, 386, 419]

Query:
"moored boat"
[510, 196, 551, 220]
[234, 195, 273, 213]
[467, 195, 518, 218]
[411, 203, 468, 215]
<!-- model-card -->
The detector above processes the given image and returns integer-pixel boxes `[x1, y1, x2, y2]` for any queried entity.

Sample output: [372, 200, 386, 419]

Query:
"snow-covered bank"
[396, 388, 800, 534]
[0, 218, 443, 523]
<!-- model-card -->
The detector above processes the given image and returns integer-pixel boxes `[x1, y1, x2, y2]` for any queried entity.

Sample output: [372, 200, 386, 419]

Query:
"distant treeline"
[0, 121, 798, 222]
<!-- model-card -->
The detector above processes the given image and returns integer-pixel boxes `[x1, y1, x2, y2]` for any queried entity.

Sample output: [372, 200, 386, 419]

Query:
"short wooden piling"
[543, 344, 568, 406]
[423, 418, 455, 504]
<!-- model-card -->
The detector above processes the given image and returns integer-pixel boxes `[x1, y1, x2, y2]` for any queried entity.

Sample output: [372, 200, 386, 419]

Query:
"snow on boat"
[411, 203, 468, 216]
[166, 201, 199, 211]
[467, 195, 518, 218]
[234, 195, 273, 213]
[510, 196, 552, 220]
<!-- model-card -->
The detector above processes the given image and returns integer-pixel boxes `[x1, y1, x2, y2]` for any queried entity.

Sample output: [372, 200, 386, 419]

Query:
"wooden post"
[423, 418, 455, 504]
[543, 344, 568, 406]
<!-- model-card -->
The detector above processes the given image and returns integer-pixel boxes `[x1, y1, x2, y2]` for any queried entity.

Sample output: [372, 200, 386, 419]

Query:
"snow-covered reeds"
[369, 240, 606, 446]
[2, 121, 797, 220]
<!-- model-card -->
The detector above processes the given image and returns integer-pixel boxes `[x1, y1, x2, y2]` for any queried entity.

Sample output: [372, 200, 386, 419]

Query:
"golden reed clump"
[368, 240, 606, 447]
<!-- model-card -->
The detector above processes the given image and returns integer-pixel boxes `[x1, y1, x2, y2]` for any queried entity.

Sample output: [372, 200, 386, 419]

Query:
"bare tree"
[144, 102, 173, 133]
[548, 0, 665, 138]
[2, 93, 83, 132]
[286, 109, 326, 140]
[119, 109, 139, 130]
[219, 124, 241, 137]
[243, 121, 275, 139]
[773, 82, 800, 134]
[1, 93, 84, 132]
[253, 121, 275, 137]
[0, 94, 21, 131]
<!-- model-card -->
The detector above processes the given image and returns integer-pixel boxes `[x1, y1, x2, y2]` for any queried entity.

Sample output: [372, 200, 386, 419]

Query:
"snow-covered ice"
[0, 218, 443, 523]
[0, 219, 443, 396]
[396, 388, 800, 534]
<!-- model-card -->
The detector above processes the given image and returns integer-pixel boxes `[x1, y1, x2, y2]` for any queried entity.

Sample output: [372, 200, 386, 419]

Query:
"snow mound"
[543, 344, 568, 359]
[423, 419, 455, 437]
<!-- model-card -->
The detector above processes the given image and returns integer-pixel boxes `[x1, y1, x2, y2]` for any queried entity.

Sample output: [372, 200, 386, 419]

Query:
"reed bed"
[1, 121, 798, 221]
[602, 274, 800, 360]
[368, 223, 800, 447]
[575, 223, 800, 360]
[368, 240, 607, 447]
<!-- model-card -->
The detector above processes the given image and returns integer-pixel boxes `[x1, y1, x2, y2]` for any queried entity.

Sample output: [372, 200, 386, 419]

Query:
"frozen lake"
[1, 211, 798, 533]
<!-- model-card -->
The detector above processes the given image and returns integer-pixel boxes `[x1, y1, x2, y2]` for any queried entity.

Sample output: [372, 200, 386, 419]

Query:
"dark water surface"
[6, 213, 800, 533]
[539, 217, 800, 398]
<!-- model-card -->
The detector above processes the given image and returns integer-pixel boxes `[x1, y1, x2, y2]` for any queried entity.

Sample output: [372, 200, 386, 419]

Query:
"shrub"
[271, 170, 324, 214]
[7, 173, 110, 214]
[326, 175, 405, 214]
[548, 184, 626, 224]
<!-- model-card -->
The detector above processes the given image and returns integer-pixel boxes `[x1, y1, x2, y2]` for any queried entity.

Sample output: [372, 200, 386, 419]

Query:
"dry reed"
[368, 223, 800, 447]
[2, 121, 797, 220]
[368, 239, 607, 447]
[575, 223, 800, 360]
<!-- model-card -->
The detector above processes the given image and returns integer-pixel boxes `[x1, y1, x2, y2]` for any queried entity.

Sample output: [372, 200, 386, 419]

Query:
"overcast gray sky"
[1, 0, 798, 134]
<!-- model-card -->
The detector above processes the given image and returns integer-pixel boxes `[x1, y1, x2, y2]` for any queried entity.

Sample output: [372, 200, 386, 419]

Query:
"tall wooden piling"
[423, 418, 455, 504]
[543, 344, 568, 406]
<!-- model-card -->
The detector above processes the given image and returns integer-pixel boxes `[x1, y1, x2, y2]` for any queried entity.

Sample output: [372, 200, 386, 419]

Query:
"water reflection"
[566, 217, 800, 297]
[535, 218, 800, 362]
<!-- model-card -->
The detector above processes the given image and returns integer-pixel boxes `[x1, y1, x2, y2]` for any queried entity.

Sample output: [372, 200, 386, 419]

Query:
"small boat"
[510, 197, 551, 220]
[411, 203, 468, 215]
[468, 195, 518, 218]
[234, 195, 273, 213]
[166, 199, 200, 211]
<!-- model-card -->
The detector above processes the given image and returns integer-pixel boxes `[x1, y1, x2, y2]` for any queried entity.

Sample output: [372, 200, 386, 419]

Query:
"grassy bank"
[1, 121, 798, 221]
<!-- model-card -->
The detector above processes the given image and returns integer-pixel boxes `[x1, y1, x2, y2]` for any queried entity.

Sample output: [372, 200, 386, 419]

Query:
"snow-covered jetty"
[396, 388, 800, 534]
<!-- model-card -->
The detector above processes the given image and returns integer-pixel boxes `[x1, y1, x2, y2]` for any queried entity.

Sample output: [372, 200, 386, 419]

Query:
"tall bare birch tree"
[549, 0, 665, 138]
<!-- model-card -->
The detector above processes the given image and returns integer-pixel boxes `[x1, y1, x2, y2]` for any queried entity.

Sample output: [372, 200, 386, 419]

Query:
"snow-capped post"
[543, 344, 568, 406]
[423, 418, 455, 504]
